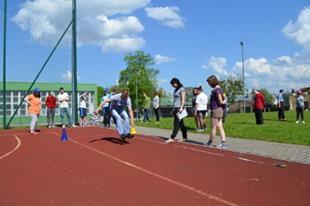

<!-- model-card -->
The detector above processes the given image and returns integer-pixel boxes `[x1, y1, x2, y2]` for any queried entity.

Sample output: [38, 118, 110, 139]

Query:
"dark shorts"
[79, 108, 87, 118]
[197, 110, 207, 116]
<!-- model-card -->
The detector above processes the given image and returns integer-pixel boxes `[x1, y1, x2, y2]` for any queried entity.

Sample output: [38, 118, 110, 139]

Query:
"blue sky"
[1, 0, 309, 94]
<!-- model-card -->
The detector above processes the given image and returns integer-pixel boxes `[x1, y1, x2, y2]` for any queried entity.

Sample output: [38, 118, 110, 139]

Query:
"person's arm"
[24, 95, 31, 105]
[179, 91, 186, 112]
[217, 93, 225, 105]
[128, 106, 135, 127]
[95, 98, 110, 113]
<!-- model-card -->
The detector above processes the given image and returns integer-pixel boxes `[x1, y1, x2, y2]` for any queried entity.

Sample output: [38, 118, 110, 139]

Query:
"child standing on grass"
[79, 92, 88, 127]
[296, 90, 305, 124]
[25, 88, 41, 135]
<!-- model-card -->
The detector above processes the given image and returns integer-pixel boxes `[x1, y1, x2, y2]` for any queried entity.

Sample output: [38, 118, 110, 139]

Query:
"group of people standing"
[25, 87, 83, 134]
[164, 76, 227, 149]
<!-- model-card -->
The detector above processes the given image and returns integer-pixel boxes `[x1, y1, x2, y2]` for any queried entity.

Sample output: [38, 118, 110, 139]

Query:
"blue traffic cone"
[61, 128, 69, 141]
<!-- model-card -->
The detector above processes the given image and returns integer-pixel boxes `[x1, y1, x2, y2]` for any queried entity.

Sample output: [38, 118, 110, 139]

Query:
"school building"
[0, 81, 97, 127]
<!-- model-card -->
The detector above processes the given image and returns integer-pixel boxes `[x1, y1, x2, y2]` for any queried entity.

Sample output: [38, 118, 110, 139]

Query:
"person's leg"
[111, 109, 124, 135]
[146, 109, 150, 121]
[143, 109, 148, 122]
[301, 108, 304, 122]
[278, 107, 281, 120]
[217, 119, 226, 142]
[260, 109, 264, 124]
[30, 114, 38, 132]
[198, 112, 205, 130]
[254, 109, 259, 124]
[60, 108, 66, 126]
[65, 107, 73, 125]
[46, 108, 51, 127]
[51, 108, 55, 127]
[120, 111, 130, 135]
[170, 109, 179, 139]
[207, 117, 219, 145]
[179, 118, 188, 140]
[154, 108, 159, 122]
[296, 107, 300, 122]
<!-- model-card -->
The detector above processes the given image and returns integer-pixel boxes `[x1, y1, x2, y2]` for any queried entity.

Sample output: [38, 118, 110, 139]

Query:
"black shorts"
[79, 108, 87, 118]
[197, 110, 207, 116]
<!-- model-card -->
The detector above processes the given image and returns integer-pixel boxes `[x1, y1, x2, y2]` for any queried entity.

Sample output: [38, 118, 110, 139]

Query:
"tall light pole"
[135, 74, 139, 119]
[240, 41, 245, 113]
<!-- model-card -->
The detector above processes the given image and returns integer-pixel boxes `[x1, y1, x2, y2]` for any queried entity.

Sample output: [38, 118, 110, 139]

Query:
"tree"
[220, 76, 244, 104]
[259, 88, 274, 105]
[119, 51, 159, 110]
[97, 86, 104, 106]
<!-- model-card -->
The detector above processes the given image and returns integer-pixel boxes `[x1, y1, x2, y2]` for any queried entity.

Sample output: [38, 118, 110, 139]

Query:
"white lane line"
[237, 157, 264, 164]
[69, 138, 238, 206]
[0, 135, 22, 160]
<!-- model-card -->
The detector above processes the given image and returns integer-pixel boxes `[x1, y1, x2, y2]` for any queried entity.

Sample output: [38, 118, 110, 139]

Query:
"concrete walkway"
[136, 126, 310, 165]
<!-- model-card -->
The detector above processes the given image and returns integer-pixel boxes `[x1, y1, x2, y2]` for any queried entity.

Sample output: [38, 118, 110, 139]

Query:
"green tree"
[220, 76, 244, 104]
[119, 50, 159, 110]
[97, 86, 104, 106]
[259, 88, 274, 105]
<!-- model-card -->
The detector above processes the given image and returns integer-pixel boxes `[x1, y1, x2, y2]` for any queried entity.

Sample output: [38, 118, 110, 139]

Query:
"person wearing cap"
[277, 89, 286, 121]
[296, 90, 305, 124]
[195, 86, 208, 132]
[57, 87, 76, 128]
[101, 88, 112, 127]
[45, 91, 57, 128]
[25, 88, 42, 134]
[253, 89, 265, 125]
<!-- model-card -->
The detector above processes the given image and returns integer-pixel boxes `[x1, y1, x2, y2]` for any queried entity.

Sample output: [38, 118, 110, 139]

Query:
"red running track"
[0, 127, 309, 206]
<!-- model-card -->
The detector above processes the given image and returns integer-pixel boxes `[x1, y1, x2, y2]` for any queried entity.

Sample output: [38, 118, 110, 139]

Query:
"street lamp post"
[240, 41, 245, 114]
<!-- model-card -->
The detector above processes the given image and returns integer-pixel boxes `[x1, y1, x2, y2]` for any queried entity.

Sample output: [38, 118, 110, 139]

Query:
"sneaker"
[165, 138, 174, 143]
[71, 124, 77, 128]
[179, 138, 188, 142]
[302, 121, 306, 124]
[30, 131, 38, 135]
[205, 140, 213, 147]
[62, 125, 66, 128]
[120, 134, 127, 141]
[126, 133, 135, 139]
[51, 125, 56, 128]
[217, 143, 228, 149]
[48, 125, 52, 128]
[296, 121, 299, 124]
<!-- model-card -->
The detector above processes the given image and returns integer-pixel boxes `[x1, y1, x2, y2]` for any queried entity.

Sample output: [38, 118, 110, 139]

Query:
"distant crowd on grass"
[24, 76, 306, 147]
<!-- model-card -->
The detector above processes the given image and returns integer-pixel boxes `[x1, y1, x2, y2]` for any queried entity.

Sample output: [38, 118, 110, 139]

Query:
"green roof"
[0, 81, 97, 92]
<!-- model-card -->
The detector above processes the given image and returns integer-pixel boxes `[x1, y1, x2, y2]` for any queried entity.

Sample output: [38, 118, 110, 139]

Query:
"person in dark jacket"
[253, 89, 265, 125]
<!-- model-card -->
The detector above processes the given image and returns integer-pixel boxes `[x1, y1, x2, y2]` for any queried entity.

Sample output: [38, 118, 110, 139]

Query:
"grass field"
[136, 111, 310, 146]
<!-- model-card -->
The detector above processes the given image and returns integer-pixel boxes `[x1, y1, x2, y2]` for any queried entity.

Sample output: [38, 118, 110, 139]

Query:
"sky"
[0, 0, 309, 94]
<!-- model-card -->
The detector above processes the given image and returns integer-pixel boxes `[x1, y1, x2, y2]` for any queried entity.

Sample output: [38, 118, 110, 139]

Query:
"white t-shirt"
[57, 92, 70, 108]
[196, 92, 208, 111]
[79, 100, 87, 109]
[153, 95, 159, 109]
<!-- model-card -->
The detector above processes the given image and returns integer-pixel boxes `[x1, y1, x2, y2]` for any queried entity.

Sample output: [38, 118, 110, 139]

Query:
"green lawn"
[135, 111, 310, 146]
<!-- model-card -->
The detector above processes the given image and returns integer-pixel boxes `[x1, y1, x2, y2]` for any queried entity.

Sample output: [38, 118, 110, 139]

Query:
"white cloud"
[202, 56, 230, 77]
[12, 0, 150, 52]
[145, 6, 185, 28]
[102, 37, 145, 52]
[158, 79, 168, 84]
[62, 70, 81, 81]
[283, 7, 310, 49]
[154, 54, 176, 64]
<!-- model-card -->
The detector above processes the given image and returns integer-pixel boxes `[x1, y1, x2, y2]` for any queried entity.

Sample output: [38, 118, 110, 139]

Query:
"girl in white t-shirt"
[195, 86, 208, 132]
[79, 92, 88, 126]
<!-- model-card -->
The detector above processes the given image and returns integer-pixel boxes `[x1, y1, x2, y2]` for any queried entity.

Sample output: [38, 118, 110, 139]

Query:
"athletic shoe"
[30, 131, 38, 135]
[217, 143, 228, 149]
[62, 125, 66, 128]
[296, 121, 299, 124]
[165, 138, 174, 143]
[48, 125, 52, 128]
[205, 140, 213, 147]
[179, 138, 188, 142]
[120, 134, 127, 141]
[51, 125, 56, 128]
[126, 133, 135, 139]
[71, 124, 77, 128]
[302, 121, 306, 124]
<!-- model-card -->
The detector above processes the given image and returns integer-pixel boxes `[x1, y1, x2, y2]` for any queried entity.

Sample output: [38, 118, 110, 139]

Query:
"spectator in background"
[57, 87, 76, 128]
[222, 93, 228, 123]
[101, 88, 112, 127]
[253, 89, 265, 125]
[195, 86, 208, 132]
[296, 90, 305, 124]
[45, 91, 56, 128]
[25, 88, 41, 134]
[192, 88, 199, 130]
[206, 75, 227, 149]
[277, 89, 286, 121]
[153, 92, 160, 122]
[79, 92, 88, 127]
[142, 92, 151, 122]
[165, 78, 188, 143]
